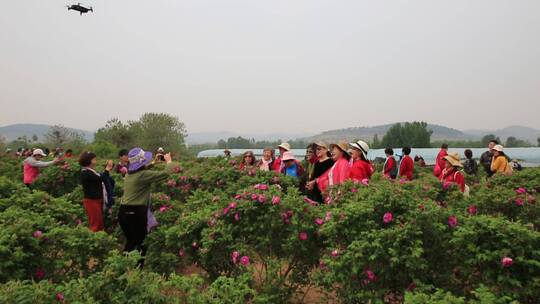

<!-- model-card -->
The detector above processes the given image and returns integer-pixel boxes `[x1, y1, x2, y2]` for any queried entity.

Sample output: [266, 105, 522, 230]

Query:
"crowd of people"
[11, 140, 519, 266]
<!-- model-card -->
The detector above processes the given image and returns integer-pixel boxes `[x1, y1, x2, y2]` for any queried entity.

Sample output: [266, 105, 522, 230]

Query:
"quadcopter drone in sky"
[67, 3, 93, 15]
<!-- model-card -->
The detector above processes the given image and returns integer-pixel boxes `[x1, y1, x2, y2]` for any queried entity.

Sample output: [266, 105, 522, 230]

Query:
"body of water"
[198, 148, 540, 167]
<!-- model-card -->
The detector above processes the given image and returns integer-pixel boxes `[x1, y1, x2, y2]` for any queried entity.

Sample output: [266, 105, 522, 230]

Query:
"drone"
[67, 3, 93, 15]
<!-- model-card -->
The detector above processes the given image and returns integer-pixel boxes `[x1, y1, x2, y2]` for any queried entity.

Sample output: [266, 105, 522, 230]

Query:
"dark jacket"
[480, 151, 493, 176]
[80, 169, 115, 208]
[463, 158, 478, 175]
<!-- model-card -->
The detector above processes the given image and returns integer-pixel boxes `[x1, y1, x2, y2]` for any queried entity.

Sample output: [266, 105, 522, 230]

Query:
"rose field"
[0, 155, 539, 303]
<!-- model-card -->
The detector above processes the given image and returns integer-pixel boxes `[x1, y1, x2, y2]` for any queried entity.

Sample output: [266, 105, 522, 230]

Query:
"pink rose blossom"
[231, 251, 240, 264]
[76, 219, 82, 226]
[399, 179, 407, 185]
[315, 218, 324, 226]
[502, 256, 513, 267]
[167, 179, 176, 187]
[361, 178, 369, 186]
[251, 194, 259, 201]
[172, 166, 182, 173]
[299, 232, 308, 241]
[178, 249, 185, 257]
[192, 242, 199, 249]
[254, 184, 269, 191]
[528, 196, 536, 204]
[34, 268, 45, 279]
[159, 205, 170, 213]
[55, 293, 64, 302]
[271, 196, 281, 205]
[516, 187, 527, 194]
[351, 187, 358, 193]
[383, 212, 393, 224]
[331, 249, 339, 257]
[448, 216, 458, 228]
[319, 260, 326, 268]
[33, 230, 43, 238]
[229, 202, 238, 209]
[325, 212, 332, 222]
[467, 205, 477, 215]
[258, 194, 267, 203]
[365, 270, 376, 281]
[222, 207, 230, 216]
[515, 198, 524, 206]
[240, 255, 250, 265]
[119, 167, 128, 175]
[234, 212, 241, 222]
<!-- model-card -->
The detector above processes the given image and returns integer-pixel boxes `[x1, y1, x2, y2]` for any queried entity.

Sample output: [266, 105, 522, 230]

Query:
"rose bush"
[0, 154, 539, 303]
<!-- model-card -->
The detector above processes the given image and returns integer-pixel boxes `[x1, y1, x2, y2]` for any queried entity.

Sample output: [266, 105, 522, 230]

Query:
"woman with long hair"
[305, 142, 334, 203]
[239, 151, 257, 171]
[315, 142, 351, 195]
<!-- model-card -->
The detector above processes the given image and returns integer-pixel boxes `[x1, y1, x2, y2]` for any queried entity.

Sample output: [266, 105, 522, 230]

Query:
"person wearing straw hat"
[490, 145, 513, 176]
[349, 140, 374, 182]
[280, 151, 305, 178]
[272, 142, 291, 172]
[118, 147, 174, 267]
[316, 142, 351, 194]
[223, 149, 232, 158]
[439, 152, 466, 192]
[22, 148, 61, 187]
[306, 142, 334, 203]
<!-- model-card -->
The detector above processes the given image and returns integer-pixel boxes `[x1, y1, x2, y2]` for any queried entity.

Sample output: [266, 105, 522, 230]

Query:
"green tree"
[44, 125, 86, 148]
[95, 118, 134, 148]
[380, 122, 432, 148]
[481, 134, 501, 146]
[537, 137, 540, 147]
[129, 113, 187, 153]
[505, 136, 531, 148]
[372, 134, 381, 149]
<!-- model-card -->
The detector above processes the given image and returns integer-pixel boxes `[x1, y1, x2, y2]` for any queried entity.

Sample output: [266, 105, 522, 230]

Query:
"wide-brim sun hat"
[492, 145, 504, 152]
[127, 147, 153, 172]
[443, 152, 463, 167]
[349, 140, 370, 159]
[32, 148, 47, 157]
[315, 142, 329, 150]
[330, 142, 350, 156]
[281, 151, 296, 161]
[277, 143, 291, 151]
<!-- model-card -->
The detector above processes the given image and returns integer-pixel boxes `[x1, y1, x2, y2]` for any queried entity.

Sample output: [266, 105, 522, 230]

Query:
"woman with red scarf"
[439, 152, 465, 192]
[349, 140, 373, 182]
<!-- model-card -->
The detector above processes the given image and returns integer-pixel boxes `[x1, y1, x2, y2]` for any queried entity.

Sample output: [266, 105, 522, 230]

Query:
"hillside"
[465, 126, 540, 144]
[304, 123, 476, 143]
[0, 124, 94, 142]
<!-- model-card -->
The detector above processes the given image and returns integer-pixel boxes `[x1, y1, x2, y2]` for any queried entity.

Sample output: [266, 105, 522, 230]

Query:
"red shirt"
[350, 159, 374, 182]
[383, 156, 396, 177]
[439, 167, 465, 192]
[399, 155, 414, 180]
[434, 150, 447, 177]
[272, 157, 282, 172]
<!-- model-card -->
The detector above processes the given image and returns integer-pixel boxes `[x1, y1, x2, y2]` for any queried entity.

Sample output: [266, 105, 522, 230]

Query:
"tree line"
[1, 118, 538, 158]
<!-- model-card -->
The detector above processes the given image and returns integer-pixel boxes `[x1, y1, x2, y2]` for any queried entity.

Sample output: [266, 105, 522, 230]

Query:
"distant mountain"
[304, 123, 476, 143]
[0, 124, 94, 142]
[464, 126, 540, 144]
[187, 132, 313, 144]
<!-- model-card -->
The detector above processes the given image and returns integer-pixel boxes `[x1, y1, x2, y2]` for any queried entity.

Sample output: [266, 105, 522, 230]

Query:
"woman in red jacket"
[316, 142, 351, 194]
[398, 147, 414, 181]
[382, 148, 397, 179]
[439, 152, 465, 192]
[433, 143, 448, 178]
[349, 140, 374, 182]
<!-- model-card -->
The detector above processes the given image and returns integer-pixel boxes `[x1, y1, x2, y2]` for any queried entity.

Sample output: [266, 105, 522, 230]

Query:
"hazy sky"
[1, 0, 539, 134]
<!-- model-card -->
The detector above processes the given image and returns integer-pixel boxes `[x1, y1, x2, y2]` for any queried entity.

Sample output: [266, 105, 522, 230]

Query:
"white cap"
[157, 147, 164, 153]
[32, 148, 47, 157]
